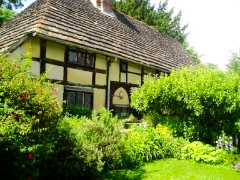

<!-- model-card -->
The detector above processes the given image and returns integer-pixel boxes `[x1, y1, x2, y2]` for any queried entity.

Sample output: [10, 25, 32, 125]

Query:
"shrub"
[122, 126, 188, 168]
[64, 105, 92, 117]
[131, 66, 240, 143]
[216, 131, 235, 151]
[149, 115, 199, 141]
[57, 109, 124, 178]
[0, 55, 62, 178]
[155, 124, 189, 159]
[122, 128, 163, 167]
[180, 141, 232, 165]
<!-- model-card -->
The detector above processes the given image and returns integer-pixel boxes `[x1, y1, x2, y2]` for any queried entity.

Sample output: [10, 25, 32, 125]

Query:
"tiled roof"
[0, 0, 191, 72]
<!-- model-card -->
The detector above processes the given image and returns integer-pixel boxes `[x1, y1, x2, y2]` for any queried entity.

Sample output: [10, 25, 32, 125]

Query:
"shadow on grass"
[101, 167, 145, 180]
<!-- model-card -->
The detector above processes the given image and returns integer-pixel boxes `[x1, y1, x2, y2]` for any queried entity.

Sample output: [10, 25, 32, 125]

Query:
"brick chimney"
[90, 0, 114, 16]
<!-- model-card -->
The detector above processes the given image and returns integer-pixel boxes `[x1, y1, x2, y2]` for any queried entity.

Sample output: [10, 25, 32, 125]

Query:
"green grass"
[102, 159, 240, 180]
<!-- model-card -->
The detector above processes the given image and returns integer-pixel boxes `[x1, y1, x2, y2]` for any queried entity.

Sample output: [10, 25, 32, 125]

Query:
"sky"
[20, 0, 240, 69]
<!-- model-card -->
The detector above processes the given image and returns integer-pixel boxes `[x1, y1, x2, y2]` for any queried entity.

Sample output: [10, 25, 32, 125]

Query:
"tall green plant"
[131, 66, 240, 143]
[0, 54, 62, 178]
[0, 0, 21, 26]
[57, 109, 124, 178]
[228, 53, 240, 75]
[0, 7, 15, 25]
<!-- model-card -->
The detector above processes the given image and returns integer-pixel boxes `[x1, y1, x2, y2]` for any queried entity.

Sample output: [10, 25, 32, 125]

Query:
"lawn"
[102, 159, 240, 180]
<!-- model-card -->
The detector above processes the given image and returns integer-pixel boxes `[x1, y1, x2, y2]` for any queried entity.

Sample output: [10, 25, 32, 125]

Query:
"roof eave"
[5, 32, 171, 73]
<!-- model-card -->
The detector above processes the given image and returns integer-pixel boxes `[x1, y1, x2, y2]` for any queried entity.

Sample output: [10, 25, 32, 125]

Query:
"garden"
[0, 55, 240, 179]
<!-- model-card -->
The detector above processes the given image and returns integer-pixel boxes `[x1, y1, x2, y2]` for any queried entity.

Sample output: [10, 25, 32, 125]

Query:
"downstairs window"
[65, 90, 93, 109]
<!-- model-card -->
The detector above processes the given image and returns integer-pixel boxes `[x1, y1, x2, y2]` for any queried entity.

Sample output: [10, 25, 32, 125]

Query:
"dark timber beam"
[40, 39, 47, 74]
[105, 57, 112, 109]
[92, 54, 96, 86]
[63, 46, 69, 108]
[63, 46, 69, 84]
[141, 66, 144, 85]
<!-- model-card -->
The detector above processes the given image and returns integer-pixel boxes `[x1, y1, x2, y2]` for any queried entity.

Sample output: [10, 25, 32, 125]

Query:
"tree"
[0, 7, 15, 25]
[113, 0, 187, 43]
[227, 53, 240, 75]
[0, 0, 23, 9]
[206, 63, 218, 70]
[114, 0, 200, 64]
[0, 0, 22, 26]
[0, 54, 62, 178]
[131, 66, 240, 143]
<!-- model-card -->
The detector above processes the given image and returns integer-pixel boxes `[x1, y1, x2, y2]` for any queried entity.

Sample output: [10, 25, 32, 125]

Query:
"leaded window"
[120, 60, 128, 72]
[66, 90, 93, 109]
[68, 50, 95, 68]
[68, 51, 78, 64]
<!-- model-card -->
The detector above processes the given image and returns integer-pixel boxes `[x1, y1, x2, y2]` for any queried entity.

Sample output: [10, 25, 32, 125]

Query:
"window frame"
[120, 60, 128, 73]
[120, 60, 128, 83]
[68, 49, 95, 68]
[65, 89, 93, 110]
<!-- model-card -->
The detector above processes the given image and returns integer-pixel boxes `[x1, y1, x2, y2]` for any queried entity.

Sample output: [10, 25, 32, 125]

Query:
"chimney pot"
[102, 0, 112, 13]
[91, 0, 114, 16]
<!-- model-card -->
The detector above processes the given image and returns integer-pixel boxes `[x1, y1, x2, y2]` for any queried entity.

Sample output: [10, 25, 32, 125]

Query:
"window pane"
[76, 92, 84, 106]
[78, 52, 85, 66]
[67, 92, 76, 106]
[120, 61, 128, 72]
[84, 93, 92, 109]
[86, 54, 94, 68]
[68, 51, 78, 64]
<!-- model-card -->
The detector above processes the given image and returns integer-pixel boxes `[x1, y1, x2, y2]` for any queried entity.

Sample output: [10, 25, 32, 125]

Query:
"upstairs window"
[120, 60, 128, 72]
[68, 51, 78, 64]
[68, 50, 95, 68]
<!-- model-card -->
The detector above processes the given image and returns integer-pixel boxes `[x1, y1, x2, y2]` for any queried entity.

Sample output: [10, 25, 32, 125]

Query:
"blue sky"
[19, 0, 240, 69]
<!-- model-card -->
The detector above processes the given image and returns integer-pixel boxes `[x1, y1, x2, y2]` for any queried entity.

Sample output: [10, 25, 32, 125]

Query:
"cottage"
[0, 0, 190, 114]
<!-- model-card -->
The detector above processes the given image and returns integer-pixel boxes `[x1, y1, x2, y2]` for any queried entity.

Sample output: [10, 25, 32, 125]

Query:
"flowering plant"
[216, 131, 233, 151]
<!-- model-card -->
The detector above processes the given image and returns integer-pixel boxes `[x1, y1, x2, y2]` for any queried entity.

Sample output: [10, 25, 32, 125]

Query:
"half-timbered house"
[0, 0, 191, 114]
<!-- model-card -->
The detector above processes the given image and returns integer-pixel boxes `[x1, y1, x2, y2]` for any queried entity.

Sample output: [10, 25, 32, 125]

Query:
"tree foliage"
[131, 66, 240, 143]
[0, 54, 62, 178]
[228, 53, 240, 75]
[0, 0, 23, 26]
[0, 0, 23, 9]
[113, 0, 188, 43]
[57, 109, 124, 178]
[0, 7, 15, 26]
[113, 0, 201, 64]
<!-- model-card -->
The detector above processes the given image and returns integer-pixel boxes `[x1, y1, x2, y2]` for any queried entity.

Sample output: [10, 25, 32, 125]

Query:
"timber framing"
[47, 79, 107, 89]
[32, 58, 107, 74]
[141, 66, 144, 85]
[110, 81, 138, 110]
[40, 39, 47, 74]
[34, 41, 109, 90]
[0, 0, 192, 113]
[105, 58, 111, 108]
[92, 54, 97, 86]
[63, 46, 68, 83]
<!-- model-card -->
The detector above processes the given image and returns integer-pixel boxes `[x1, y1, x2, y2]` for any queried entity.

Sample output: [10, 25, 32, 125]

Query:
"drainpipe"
[106, 57, 114, 110]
